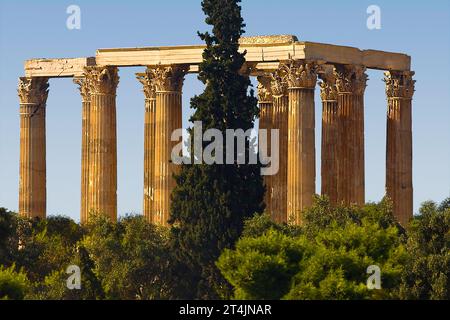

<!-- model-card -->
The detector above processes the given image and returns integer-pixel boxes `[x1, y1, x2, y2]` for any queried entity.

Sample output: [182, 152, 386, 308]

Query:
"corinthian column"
[318, 68, 338, 204]
[18, 77, 49, 219]
[283, 60, 317, 225]
[84, 66, 119, 222]
[136, 70, 157, 223]
[257, 75, 274, 216]
[384, 71, 415, 225]
[148, 65, 187, 226]
[334, 65, 367, 206]
[269, 71, 288, 223]
[74, 77, 91, 224]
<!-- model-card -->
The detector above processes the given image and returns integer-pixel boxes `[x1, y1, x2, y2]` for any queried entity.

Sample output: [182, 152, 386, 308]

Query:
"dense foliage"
[398, 200, 449, 299]
[217, 198, 401, 299]
[0, 209, 172, 300]
[0, 196, 448, 300]
[216, 196, 449, 300]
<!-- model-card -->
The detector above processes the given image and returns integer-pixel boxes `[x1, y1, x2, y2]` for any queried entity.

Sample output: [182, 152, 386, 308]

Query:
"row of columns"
[257, 60, 414, 225]
[17, 61, 415, 226]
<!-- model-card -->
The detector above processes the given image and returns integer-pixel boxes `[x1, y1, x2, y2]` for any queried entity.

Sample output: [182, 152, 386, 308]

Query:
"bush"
[0, 264, 30, 300]
[217, 196, 408, 300]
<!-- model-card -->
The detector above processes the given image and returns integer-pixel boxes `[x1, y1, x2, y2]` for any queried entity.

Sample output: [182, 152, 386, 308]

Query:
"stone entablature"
[23, 35, 411, 78]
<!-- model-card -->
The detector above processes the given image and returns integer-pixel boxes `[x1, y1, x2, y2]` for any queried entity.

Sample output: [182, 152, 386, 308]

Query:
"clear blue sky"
[0, 0, 449, 222]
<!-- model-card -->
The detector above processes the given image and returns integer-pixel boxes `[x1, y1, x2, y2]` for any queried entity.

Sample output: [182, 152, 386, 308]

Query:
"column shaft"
[85, 67, 119, 222]
[334, 65, 367, 206]
[74, 77, 91, 224]
[287, 88, 315, 224]
[143, 97, 156, 222]
[18, 77, 49, 219]
[384, 71, 415, 225]
[271, 94, 288, 223]
[257, 75, 274, 216]
[137, 71, 157, 223]
[149, 65, 187, 226]
[259, 101, 273, 213]
[283, 60, 317, 225]
[321, 100, 339, 204]
[319, 70, 338, 204]
[154, 92, 182, 225]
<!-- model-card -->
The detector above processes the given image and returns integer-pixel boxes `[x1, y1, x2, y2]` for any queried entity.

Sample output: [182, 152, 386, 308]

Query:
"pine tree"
[169, 0, 265, 299]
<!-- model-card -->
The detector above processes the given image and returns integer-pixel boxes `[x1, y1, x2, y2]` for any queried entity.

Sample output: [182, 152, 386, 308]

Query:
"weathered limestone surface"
[149, 65, 187, 226]
[18, 77, 49, 219]
[283, 60, 317, 225]
[319, 68, 339, 204]
[384, 71, 415, 225]
[74, 77, 91, 224]
[94, 40, 410, 71]
[270, 72, 288, 223]
[136, 70, 157, 223]
[85, 66, 119, 222]
[334, 65, 367, 206]
[25, 57, 96, 78]
[297, 43, 411, 71]
[257, 75, 274, 216]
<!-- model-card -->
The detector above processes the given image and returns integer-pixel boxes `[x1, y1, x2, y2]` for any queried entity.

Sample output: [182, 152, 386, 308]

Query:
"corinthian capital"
[73, 77, 90, 102]
[333, 65, 368, 95]
[136, 70, 157, 100]
[256, 75, 273, 103]
[281, 60, 318, 89]
[147, 64, 188, 92]
[383, 70, 415, 99]
[270, 70, 288, 97]
[84, 66, 119, 95]
[18, 77, 49, 105]
[318, 66, 337, 101]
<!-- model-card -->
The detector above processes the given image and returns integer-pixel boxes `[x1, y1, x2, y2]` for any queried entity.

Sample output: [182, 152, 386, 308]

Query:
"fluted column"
[18, 77, 49, 219]
[334, 65, 367, 206]
[269, 71, 288, 223]
[257, 75, 274, 216]
[319, 68, 338, 204]
[136, 70, 157, 223]
[283, 60, 317, 225]
[384, 71, 415, 225]
[148, 65, 187, 226]
[74, 77, 91, 224]
[84, 66, 119, 222]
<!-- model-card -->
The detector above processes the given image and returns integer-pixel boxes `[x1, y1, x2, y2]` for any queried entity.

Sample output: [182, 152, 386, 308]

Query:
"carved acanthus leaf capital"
[256, 75, 273, 103]
[73, 77, 91, 102]
[136, 70, 157, 100]
[333, 65, 368, 95]
[281, 60, 318, 89]
[270, 70, 288, 97]
[18, 77, 49, 105]
[84, 66, 119, 95]
[383, 71, 415, 99]
[147, 64, 188, 92]
[318, 66, 337, 101]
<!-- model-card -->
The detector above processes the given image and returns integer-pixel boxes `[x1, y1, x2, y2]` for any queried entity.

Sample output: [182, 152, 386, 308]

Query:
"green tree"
[81, 214, 171, 299]
[0, 264, 30, 300]
[14, 215, 83, 283]
[399, 198, 450, 299]
[217, 196, 408, 299]
[0, 208, 17, 265]
[169, 0, 265, 299]
[31, 245, 105, 300]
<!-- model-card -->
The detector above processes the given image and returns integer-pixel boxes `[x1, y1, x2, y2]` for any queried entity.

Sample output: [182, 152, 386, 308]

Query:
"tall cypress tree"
[169, 0, 265, 299]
